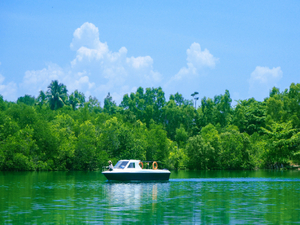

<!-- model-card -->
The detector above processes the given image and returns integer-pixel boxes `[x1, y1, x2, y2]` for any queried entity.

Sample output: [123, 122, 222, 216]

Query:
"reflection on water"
[103, 182, 170, 212]
[0, 170, 300, 224]
[170, 177, 300, 182]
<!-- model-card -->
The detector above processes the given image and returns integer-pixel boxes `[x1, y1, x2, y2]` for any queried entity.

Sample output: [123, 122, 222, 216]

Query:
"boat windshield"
[114, 160, 129, 169]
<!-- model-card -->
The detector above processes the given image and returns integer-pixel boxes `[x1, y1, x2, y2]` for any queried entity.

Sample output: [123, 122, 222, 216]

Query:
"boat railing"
[140, 161, 165, 170]
[102, 160, 167, 171]
[102, 166, 109, 171]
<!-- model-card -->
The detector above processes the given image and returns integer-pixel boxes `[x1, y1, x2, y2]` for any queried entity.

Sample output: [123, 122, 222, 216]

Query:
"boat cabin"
[113, 160, 142, 170]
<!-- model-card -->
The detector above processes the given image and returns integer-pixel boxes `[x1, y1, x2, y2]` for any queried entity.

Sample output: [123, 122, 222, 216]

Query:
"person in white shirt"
[108, 160, 114, 171]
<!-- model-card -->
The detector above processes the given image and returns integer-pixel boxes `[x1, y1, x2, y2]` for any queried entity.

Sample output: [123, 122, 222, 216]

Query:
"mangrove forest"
[1, 80, 300, 171]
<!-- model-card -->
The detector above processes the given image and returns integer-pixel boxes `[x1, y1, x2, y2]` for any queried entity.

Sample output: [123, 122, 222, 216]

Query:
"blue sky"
[1, 1, 299, 105]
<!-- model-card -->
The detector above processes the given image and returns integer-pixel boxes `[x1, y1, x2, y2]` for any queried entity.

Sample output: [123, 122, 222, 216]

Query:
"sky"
[1, 0, 300, 105]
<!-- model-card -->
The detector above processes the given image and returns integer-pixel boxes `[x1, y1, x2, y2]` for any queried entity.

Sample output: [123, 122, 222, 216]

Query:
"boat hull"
[102, 171, 170, 181]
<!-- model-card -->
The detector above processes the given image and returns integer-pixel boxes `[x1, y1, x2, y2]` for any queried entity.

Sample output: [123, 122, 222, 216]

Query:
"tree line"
[0, 80, 300, 171]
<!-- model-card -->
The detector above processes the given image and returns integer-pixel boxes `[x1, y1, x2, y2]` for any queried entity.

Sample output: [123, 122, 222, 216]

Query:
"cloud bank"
[248, 66, 283, 100]
[1, 22, 219, 104]
[0, 74, 17, 101]
[21, 22, 161, 103]
[171, 42, 218, 82]
[164, 42, 218, 94]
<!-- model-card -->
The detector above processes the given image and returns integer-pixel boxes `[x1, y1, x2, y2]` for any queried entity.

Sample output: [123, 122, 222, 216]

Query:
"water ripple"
[170, 178, 300, 182]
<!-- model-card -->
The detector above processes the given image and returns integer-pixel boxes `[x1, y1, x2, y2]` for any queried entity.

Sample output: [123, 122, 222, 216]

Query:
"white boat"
[102, 160, 171, 181]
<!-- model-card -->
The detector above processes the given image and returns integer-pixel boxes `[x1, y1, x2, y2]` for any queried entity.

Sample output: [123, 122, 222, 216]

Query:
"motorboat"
[102, 160, 171, 181]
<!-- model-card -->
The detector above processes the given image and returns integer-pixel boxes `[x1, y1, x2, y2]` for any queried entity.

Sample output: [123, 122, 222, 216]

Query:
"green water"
[0, 170, 300, 224]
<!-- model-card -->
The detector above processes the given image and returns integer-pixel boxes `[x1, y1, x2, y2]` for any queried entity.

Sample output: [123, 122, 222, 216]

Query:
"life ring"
[152, 161, 158, 170]
[139, 161, 143, 169]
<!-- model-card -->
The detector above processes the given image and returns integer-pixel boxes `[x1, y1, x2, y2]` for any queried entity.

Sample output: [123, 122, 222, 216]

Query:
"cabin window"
[114, 161, 129, 169]
[127, 163, 135, 168]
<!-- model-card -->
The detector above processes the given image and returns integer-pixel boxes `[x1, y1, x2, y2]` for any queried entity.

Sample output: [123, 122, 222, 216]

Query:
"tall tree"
[69, 90, 85, 110]
[261, 121, 300, 165]
[214, 90, 232, 127]
[36, 90, 47, 108]
[46, 80, 68, 110]
[0, 95, 6, 111]
[191, 92, 199, 108]
[232, 98, 266, 135]
[17, 95, 36, 106]
[104, 92, 117, 114]
[86, 96, 102, 113]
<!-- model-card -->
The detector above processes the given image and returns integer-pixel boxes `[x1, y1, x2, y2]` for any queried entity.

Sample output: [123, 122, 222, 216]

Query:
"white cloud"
[21, 63, 65, 96]
[70, 22, 108, 52]
[165, 42, 218, 94]
[126, 56, 153, 69]
[68, 22, 162, 101]
[249, 66, 282, 85]
[67, 71, 95, 94]
[21, 64, 95, 99]
[20, 22, 161, 103]
[170, 43, 218, 82]
[0, 74, 4, 84]
[187, 42, 217, 69]
[248, 66, 283, 100]
[0, 74, 17, 101]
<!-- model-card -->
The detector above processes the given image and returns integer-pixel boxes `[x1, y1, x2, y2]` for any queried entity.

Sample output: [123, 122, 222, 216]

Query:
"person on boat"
[108, 160, 114, 171]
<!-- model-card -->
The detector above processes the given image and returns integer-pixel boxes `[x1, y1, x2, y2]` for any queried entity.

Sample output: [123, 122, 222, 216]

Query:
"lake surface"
[1, 170, 300, 224]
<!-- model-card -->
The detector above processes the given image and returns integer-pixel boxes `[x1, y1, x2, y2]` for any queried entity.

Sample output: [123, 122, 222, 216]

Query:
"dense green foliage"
[1, 81, 300, 171]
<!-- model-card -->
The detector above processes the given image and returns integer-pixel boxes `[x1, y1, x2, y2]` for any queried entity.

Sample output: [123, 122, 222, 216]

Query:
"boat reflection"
[103, 181, 170, 211]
